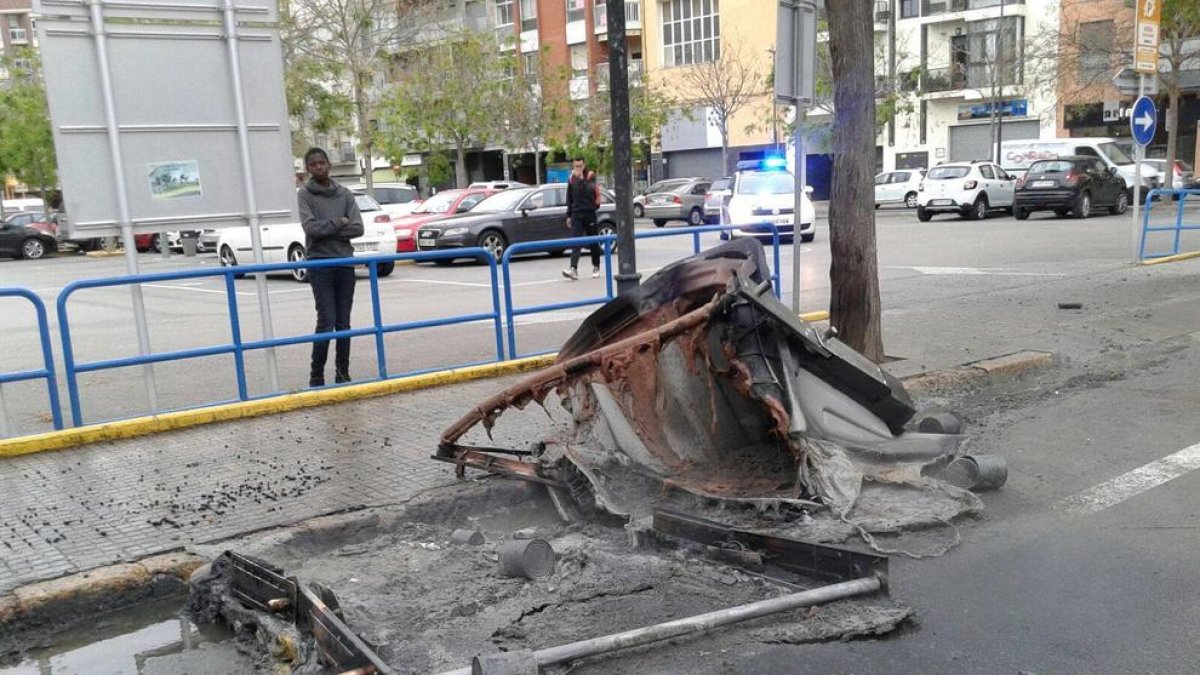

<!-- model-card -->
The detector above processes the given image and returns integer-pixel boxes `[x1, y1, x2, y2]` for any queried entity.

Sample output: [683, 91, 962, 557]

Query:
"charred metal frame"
[227, 552, 393, 675]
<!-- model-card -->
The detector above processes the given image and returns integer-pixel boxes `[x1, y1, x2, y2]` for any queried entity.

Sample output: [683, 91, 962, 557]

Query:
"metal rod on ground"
[440, 576, 881, 675]
[223, 0, 279, 391]
[1133, 73, 1144, 263]
[607, 0, 639, 294]
[160, 229, 170, 260]
[791, 110, 805, 314]
[89, 0, 158, 414]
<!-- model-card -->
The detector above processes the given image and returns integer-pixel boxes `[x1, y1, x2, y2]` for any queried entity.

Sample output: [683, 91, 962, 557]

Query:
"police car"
[720, 158, 815, 243]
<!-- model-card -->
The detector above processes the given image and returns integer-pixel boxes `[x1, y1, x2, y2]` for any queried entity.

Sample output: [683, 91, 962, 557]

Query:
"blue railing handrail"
[500, 223, 783, 359]
[56, 249, 504, 427]
[1139, 188, 1200, 261]
[0, 287, 64, 432]
[501, 235, 617, 359]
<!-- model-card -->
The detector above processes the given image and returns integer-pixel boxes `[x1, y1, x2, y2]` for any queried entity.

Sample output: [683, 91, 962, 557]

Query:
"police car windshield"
[737, 172, 793, 195]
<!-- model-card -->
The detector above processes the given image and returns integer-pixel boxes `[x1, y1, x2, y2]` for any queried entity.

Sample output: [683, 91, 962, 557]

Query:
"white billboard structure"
[35, 0, 297, 409]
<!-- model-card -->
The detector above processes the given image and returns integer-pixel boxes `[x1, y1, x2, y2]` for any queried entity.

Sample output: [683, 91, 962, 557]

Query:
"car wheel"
[971, 195, 989, 220]
[21, 238, 46, 260]
[874, 203, 881, 210]
[151, 234, 163, 254]
[376, 261, 395, 277]
[288, 244, 309, 283]
[478, 230, 507, 261]
[801, 232, 815, 243]
[905, 192, 919, 208]
[687, 208, 704, 226]
[1072, 191, 1092, 219]
[917, 206, 933, 222]
[1013, 207, 1030, 220]
[597, 222, 619, 255]
[219, 245, 246, 279]
[1110, 190, 1129, 215]
[633, 203, 644, 219]
[653, 219, 668, 228]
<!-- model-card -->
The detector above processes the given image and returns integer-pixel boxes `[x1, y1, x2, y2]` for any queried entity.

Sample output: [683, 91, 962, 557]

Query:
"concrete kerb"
[0, 345, 1055, 640]
[0, 354, 559, 458]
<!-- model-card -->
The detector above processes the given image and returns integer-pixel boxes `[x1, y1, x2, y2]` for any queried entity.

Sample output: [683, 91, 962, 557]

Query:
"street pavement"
[2, 204, 1197, 433]
[1, 205, 1199, 672]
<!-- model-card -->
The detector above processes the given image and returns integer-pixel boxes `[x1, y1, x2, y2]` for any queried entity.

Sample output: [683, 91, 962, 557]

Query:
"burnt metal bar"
[229, 553, 296, 618]
[652, 509, 889, 588]
[297, 584, 392, 675]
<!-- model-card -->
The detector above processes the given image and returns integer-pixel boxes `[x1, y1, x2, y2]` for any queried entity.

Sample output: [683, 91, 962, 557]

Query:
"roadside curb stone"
[902, 350, 1054, 396]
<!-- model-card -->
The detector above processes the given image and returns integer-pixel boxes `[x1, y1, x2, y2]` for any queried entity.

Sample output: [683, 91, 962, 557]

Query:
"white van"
[1001, 138, 1160, 195]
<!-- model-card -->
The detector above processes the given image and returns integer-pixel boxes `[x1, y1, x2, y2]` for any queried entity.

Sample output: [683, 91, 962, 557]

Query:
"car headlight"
[443, 227, 469, 236]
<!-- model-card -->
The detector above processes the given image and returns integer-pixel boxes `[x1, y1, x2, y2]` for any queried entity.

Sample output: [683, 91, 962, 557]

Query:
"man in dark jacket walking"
[298, 147, 363, 387]
[562, 157, 602, 280]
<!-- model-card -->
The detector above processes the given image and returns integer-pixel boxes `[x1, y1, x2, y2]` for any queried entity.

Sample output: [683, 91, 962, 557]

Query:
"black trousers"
[309, 266, 356, 375]
[569, 213, 601, 270]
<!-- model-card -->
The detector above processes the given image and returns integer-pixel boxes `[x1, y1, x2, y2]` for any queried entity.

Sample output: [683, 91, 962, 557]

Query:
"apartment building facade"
[0, 0, 34, 80]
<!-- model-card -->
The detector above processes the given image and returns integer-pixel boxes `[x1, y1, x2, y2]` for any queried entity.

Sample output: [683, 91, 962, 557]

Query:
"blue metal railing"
[56, 249, 504, 427]
[1139, 188, 1200, 261]
[501, 223, 782, 359]
[0, 288, 64, 433]
[502, 235, 617, 359]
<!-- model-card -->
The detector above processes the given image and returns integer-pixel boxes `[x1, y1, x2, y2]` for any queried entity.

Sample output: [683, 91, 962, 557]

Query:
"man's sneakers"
[592, 268, 601, 279]
[562, 267, 578, 281]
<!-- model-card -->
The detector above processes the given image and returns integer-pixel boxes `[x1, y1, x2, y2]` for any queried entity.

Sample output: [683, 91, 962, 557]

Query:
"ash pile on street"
[188, 240, 1006, 673]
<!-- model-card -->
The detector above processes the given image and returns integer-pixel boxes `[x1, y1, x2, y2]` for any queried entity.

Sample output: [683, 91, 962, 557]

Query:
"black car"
[0, 219, 57, 260]
[1014, 156, 1130, 220]
[415, 184, 618, 263]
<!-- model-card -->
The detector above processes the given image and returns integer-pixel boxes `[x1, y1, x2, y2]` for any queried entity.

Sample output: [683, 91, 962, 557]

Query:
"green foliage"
[380, 31, 513, 187]
[0, 50, 58, 194]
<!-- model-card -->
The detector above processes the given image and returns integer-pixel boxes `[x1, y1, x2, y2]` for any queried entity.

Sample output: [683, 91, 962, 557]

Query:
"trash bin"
[181, 230, 198, 257]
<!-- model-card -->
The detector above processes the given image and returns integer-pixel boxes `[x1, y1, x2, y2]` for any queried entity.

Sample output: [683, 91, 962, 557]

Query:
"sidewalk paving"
[2, 256, 1198, 594]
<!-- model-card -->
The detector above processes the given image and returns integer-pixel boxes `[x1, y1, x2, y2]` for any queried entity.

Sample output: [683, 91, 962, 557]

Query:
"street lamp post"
[607, 0, 640, 294]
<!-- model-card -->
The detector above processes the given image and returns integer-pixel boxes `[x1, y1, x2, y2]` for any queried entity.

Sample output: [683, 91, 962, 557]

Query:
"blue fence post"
[368, 259, 388, 380]
[55, 286, 84, 428]
[222, 273, 250, 402]
[0, 288, 64, 431]
[603, 242, 614, 300]
[486, 252, 505, 361]
[692, 229, 701, 254]
[1172, 188, 1187, 256]
[502, 247, 519, 360]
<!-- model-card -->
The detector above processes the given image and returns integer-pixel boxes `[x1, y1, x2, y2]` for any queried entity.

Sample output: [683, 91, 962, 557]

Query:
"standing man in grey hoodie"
[298, 147, 363, 387]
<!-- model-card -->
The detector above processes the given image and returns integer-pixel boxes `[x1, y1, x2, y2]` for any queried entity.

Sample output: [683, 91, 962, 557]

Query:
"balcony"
[921, 0, 1023, 15]
[595, 59, 643, 92]
[920, 66, 967, 93]
[594, 1, 643, 36]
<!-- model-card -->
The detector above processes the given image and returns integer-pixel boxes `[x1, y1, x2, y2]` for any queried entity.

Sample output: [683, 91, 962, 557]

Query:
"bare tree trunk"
[354, 79, 374, 191]
[721, 130, 729, 176]
[826, 0, 884, 362]
[1166, 84, 1179, 190]
[455, 144, 468, 188]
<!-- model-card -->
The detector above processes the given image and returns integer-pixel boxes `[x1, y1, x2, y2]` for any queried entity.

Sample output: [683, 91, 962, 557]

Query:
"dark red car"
[391, 189, 492, 252]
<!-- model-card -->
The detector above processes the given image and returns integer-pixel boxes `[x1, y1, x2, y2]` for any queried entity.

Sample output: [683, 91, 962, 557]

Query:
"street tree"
[676, 39, 763, 174]
[826, 1, 884, 362]
[0, 50, 57, 218]
[1160, 0, 1200, 188]
[285, 0, 443, 190]
[279, 0, 353, 157]
[381, 31, 512, 188]
[502, 47, 569, 185]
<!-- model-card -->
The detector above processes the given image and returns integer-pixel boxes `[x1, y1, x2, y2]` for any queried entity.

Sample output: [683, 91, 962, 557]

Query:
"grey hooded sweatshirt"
[298, 179, 364, 260]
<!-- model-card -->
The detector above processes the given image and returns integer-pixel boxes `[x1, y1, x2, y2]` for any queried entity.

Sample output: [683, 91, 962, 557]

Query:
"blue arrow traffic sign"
[1131, 96, 1157, 146]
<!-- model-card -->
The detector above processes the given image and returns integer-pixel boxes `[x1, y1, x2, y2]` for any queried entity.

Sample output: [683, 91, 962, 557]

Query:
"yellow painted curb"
[0, 355, 557, 458]
[799, 310, 830, 322]
[84, 249, 125, 258]
[1141, 250, 1200, 266]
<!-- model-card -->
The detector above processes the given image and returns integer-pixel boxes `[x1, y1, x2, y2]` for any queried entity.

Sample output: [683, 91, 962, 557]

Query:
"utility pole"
[607, 0, 639, 294]
[993, 0, 1006, 164]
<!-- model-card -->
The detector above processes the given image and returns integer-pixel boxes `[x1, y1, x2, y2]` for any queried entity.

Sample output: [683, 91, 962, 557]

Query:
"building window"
[569, 44, 589, 99]
[567, 0, 585, 23]
[1078, 20, 1114, 81]
[662, 0, 720, 67]
[519, 0, 537, 31]
[965, 16, 1021, 89]
[496, 0, 514, 27]
[523, 52, 539, 82]
[9, 27, 29, 43]
[900, 0, 917, 18]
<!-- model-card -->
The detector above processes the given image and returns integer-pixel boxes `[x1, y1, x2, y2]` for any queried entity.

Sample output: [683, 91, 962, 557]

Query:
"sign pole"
[88, 0, 159, 414]
[223, 0, 279, 390]
[1132, 73, 1145, 263]
[791, 110, 805, 315]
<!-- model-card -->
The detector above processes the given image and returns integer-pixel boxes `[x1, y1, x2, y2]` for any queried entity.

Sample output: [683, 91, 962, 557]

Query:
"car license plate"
[1031, 180, 1055, 188]
[353, 243, 376, 252]
[930, 199, 953, 206]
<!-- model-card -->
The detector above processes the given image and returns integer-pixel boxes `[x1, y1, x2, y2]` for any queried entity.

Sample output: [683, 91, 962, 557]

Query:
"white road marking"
[895, 266, 1067, 277]
[1054, 442, 1200, 516]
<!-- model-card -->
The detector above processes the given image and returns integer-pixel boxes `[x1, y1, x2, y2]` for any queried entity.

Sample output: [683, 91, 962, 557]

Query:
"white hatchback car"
[917, 161, 1016, 221]
[216, 193, 399, 282]
[722, 160, 815, 242]
[875, 169, 926, 209]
